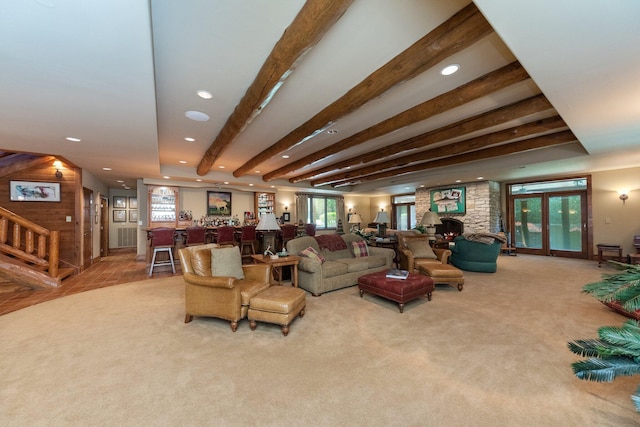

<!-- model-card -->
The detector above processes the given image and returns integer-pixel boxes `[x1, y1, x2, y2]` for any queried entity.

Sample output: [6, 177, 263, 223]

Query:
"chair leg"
[168, 249, 176, 274]
[185, 314, 193, 323]
[149, 250, 158, 276]
[230, 321, 239, 332]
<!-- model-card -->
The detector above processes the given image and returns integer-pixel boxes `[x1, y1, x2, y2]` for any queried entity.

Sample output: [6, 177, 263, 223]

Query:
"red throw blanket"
[314, 234, 347, 251]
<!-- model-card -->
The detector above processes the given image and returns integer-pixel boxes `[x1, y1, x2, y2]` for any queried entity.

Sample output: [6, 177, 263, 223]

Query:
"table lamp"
[373, 210, 389, 237]
[348, 213, 363, 233]
[256, 213, 281, 254]
[420, 210, 442, 242]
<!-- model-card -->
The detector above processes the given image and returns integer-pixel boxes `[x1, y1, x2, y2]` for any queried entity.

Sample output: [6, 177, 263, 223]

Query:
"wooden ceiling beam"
[0, 154, 56, 179]
[290, 94, 553, 183]
[195, 0, 354, 176]
[263, 61, 529, 181]
[310, 116, 567, 187]
[234, 2, 493, 178]
[331, 131, 578, 187]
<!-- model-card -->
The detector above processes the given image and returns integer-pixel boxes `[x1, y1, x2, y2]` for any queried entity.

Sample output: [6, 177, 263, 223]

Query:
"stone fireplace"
[436, 218, 464, 239]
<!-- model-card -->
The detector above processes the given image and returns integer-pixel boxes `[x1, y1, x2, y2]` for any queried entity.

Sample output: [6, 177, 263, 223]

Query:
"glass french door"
[512, 191, 587, 258]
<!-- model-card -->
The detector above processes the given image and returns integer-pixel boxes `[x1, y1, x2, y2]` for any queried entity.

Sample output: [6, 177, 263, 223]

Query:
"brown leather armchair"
[397, 233, 451, 272]
[178, 244, 271, 332]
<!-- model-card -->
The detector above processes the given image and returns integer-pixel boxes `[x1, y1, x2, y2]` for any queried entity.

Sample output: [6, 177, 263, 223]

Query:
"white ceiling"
[1, 0, 639, 195]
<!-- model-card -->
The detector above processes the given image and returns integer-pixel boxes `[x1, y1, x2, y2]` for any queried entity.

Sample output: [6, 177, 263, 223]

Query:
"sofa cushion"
[362, 255, 388, 269]
[321, 260, 349, 278]
[321, 247, 352, 261]
[211, 246, 245, 279]
[351, 240, 369, 257]
[336, 258, 369, 273]
[300, 246, 325, 263]
[192, 249, 212, 276]
[406, 240, 437, 259]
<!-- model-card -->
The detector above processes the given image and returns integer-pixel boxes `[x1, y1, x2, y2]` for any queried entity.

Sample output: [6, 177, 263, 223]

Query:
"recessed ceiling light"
[249, 183, 254, 187]
[185, 110, 210, 121]
[282, 155, 290, 159]
[65, 136, 81, 142]
[184, 137, 195, 142]
[254, 170, 261, 174]
[163, 176, 170, 179]
[218, 165, 225, 169]
[270, 185, 275, 188]
[224, 181, 229, 185]
[455, 179, 461, 183]
[441, 64, 460, 76]
[102, 167, 112, 171]
[196, 90, 212, 99]
[196, 179, 202, 182]
[116, 180, 124, 183]
[477, 176, 484, 180]
[179, 160, 187, 164]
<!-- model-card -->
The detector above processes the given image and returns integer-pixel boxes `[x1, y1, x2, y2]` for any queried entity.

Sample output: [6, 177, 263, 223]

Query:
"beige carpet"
[1, 255, 639, 426]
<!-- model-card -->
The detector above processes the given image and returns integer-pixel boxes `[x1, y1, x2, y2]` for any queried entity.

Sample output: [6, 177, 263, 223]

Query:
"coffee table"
[358, 270, 434, 313]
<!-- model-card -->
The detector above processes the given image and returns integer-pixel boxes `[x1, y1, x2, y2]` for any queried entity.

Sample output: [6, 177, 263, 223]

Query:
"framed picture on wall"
[282, 212, 291, 222]
[129, 197, 137, 209]
[207, 191, 232, 216]
[113, 196, 126, 208]
[129, 210, 138, 223]
[113, 209, 126, 222]
[10, 181, 60, 202]
[430, 187, 465, 214]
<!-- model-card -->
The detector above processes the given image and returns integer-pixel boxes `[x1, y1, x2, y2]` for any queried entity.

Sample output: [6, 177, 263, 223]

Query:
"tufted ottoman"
[417, 263, 465, 291]
[248, 286, 306, 336]
[358, 270, 434, 313]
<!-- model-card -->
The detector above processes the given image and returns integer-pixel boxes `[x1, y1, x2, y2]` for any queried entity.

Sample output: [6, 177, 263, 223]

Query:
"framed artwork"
[10, 181, 60, 202]
[129, 197, 138, 209]
[113, 209, 126, 222]
[282, 212, 291, 222]
[207, 191, 232, 216]
[430, 187, 465, 214]
[129, 210, 138, 223]
[113, 196, 127, 209]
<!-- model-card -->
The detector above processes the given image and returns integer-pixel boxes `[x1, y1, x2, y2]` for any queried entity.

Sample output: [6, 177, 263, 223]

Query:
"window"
[392, 194, 415, 230]
[307, 195, 338, 229]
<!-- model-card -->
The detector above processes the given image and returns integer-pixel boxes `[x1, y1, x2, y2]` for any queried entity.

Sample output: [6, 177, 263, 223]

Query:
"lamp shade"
[420, 211, 442, 226]
[255, 213, 281, 231]
[348, 213, 363, 224]
[373, 211, 389, 224]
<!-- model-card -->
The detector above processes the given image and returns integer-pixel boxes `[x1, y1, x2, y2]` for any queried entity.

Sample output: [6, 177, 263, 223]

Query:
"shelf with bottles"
[148, 185, 179, 227]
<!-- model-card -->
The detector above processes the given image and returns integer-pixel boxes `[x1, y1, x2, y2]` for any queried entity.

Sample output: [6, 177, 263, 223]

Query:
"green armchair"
[449, 233, 504, 273]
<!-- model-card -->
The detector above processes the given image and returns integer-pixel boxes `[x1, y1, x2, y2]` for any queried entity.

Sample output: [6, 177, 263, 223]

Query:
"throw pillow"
[406, 240, 437, 259]
[192, 249, 212, 276]
[210, 246, 244, 279]
[299, 246, 325, 263]
[351, 240, 369, 257]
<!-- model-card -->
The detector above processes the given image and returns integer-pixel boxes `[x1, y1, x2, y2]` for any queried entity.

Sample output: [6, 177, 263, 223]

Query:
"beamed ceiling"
[1, 0, 639, 195]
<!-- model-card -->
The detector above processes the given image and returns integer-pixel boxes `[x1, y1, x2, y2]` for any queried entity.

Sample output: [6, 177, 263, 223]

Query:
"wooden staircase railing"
[0, 206, 60, 278]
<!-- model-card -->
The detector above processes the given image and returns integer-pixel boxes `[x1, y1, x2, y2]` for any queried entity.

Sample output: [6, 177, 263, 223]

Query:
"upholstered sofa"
[286, 233, 394, 296]
[178, 243, 271, 332]
[397, 233, 451, 272]
[449, 233, 505, 273]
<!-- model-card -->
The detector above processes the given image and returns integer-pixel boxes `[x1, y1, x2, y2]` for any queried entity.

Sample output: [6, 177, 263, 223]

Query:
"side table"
[596, 244, 623, 267]
[251, 254, 300, 287]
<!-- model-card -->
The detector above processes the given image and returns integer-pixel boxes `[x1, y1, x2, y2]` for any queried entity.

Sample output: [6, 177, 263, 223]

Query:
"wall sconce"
[284, 205, 288, 211]
[619, 192, 629, 204]
[53, 160, 63, 179]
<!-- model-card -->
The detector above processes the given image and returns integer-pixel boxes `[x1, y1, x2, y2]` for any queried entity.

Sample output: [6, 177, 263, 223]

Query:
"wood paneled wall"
[0, 158, 80, 267]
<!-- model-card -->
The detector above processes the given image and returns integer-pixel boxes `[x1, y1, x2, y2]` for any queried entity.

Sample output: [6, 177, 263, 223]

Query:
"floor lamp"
[421, 210, 442, 242]
[256, 213, 281, 255]
[374, 210, 390, 237]
[348, 213, 363, 233]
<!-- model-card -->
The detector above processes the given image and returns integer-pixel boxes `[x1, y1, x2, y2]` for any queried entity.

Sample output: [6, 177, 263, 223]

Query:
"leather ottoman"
[417, 263, 465, 291]
[248, 286, 306, 336]
[358, 270, 434, 313]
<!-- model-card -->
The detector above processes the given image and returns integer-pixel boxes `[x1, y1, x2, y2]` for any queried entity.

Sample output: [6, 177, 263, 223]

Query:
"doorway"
[508, 177, 591, 259]
[82, 187, 93, 269]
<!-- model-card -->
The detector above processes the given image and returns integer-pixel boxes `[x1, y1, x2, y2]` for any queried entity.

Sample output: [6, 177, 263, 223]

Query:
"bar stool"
[185, 226, 206, 246]
[281, 223, 297, 251]
[216, 225, 237, 246]
[149, 227, 176, 276]
[240, 225, 258, 261]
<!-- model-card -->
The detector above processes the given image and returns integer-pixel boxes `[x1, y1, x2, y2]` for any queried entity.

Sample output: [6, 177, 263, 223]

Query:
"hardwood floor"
[0, 249, 181, 316]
